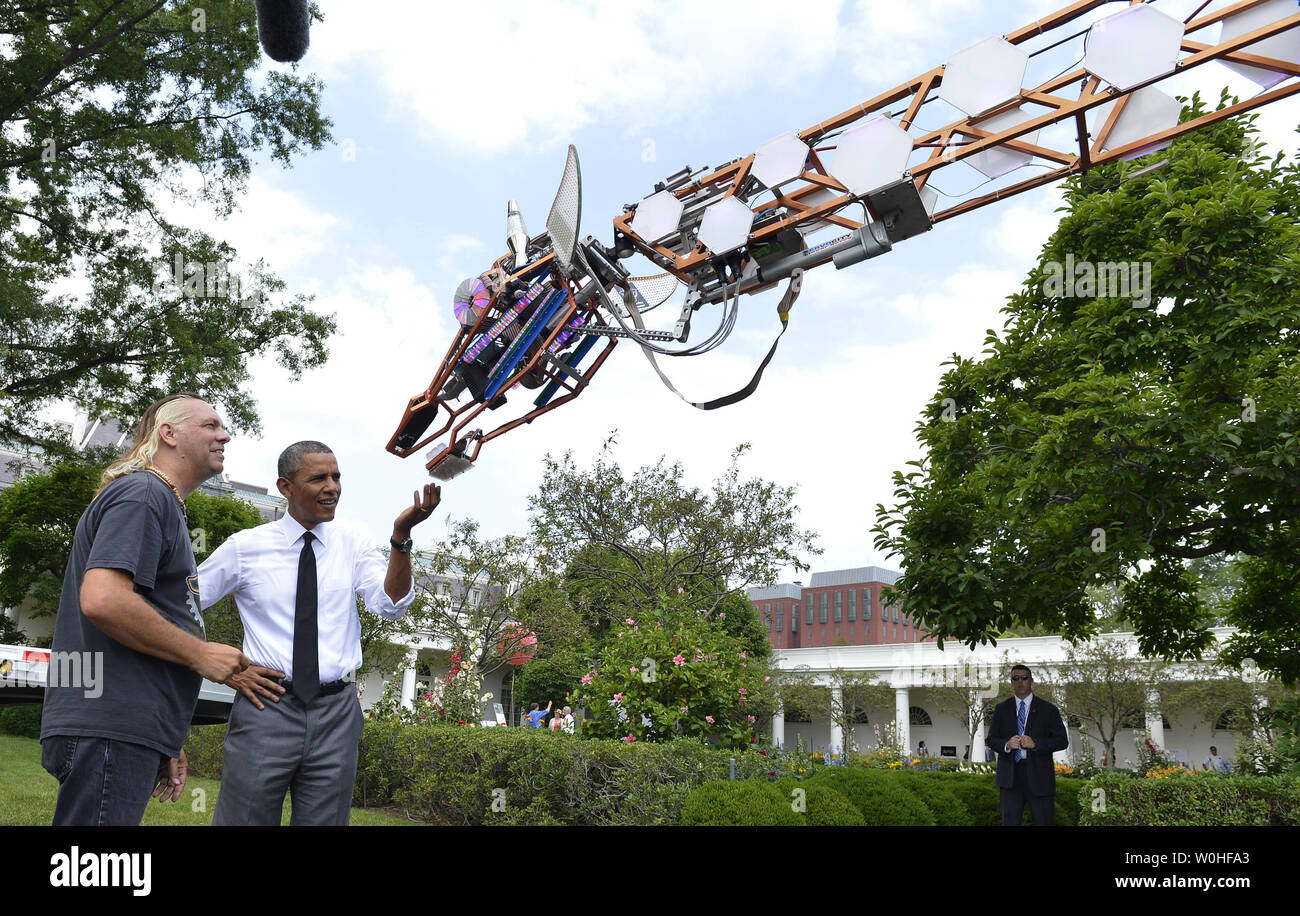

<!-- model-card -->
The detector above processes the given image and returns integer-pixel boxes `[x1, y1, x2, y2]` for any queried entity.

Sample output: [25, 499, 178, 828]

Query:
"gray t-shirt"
[40, 472, 204, 757]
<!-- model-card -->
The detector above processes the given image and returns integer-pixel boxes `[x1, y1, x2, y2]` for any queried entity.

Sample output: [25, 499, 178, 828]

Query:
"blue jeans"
[41, 735, 167, 826]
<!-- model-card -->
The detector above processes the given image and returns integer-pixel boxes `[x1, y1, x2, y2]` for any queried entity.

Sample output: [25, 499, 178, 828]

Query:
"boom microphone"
[255, 0, 311, 63]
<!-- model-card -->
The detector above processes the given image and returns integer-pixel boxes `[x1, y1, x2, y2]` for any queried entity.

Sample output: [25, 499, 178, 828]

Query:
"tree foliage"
[0, 450, 111, 616]
[875, 97, 1299, 673]
[530, 438, 819, 617]
[0, 0, 336, 452]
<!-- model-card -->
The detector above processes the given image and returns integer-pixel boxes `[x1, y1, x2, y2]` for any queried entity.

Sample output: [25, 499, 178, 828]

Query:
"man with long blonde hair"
[40, 393, 249, 825]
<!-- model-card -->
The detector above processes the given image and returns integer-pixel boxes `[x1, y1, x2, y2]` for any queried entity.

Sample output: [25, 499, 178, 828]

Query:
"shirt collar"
[278, 512, 330, 548]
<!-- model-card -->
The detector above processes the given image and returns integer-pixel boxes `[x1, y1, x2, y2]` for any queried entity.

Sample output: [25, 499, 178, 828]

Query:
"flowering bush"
[365, 649, 491, 727]
[572, 596, 774, 749]
[1133, 729, 1180, 777]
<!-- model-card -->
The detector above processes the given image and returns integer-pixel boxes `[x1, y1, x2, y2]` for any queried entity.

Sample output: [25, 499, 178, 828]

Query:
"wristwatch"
[390, 536, 413, 553]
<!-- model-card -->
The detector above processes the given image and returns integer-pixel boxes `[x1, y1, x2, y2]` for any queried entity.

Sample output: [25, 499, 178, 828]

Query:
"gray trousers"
[214, 684, 363, 826]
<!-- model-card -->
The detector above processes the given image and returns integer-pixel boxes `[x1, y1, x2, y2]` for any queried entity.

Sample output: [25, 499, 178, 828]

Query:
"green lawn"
[0, 734, 418, 826]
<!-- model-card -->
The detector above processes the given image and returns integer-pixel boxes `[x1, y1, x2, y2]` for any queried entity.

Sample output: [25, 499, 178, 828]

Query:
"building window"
[805, 594, 814, 625]
[848, 589, 856, 621]
[819, 593, 828, 624]
[833, 591, 842, 621]
[910, 706, 933, 727]
[892, 604, 900, 623]
[862, 589, 872, 620]
[776, 607, 784, 632]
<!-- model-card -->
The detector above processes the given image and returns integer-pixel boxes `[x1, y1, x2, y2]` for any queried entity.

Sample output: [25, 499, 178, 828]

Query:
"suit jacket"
[985, 693, 1068, 796]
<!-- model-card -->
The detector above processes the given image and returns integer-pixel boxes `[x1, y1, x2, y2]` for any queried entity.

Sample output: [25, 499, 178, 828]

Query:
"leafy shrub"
[0, 704, 41, 738]
[1080, 771, 1300, 825]
[680, 780, 804, 826]
[355, 721, 776, 825]
[811, 768, 936, 826]
[183, 723, 228, 779]
[1053, 777, 1087, 827]
[890, 771, 974, 825]
[774, 778, 866, 826]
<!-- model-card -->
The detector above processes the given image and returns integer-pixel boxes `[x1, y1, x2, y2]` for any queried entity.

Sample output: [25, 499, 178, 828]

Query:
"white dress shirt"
[198, 514, 414, 683]
[1005, 692, 1034, 753]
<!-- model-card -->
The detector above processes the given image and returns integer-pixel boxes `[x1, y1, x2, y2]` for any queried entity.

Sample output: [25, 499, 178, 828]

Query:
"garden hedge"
[354, 719, 775, 825]
[1080, 772, 1300, 826]
[0, 704, 41, 739]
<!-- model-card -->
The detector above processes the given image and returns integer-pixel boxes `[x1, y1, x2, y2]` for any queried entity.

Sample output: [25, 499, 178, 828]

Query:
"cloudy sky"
[135, 0, 1300, 582]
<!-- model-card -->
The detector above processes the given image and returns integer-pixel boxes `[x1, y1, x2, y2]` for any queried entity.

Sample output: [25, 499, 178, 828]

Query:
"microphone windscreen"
[255, 0, 311, 62]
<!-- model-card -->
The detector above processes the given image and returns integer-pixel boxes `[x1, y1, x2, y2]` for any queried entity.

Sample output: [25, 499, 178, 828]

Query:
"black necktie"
[292, 531, 319, 703]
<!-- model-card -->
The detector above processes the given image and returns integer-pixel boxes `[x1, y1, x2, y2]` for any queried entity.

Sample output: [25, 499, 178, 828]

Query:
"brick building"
[749, 566, 931, 650]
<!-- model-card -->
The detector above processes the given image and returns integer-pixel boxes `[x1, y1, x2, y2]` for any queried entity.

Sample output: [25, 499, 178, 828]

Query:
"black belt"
[274, 677, 351, 697]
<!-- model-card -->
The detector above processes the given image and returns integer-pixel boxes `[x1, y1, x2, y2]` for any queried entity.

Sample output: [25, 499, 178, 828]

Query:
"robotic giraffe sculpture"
[386, 0, 1300, 480]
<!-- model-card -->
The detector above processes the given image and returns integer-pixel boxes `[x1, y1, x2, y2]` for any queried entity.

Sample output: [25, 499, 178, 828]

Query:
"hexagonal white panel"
[752, 132, 811, 189]
[830, 117, 914, 197]
[631, 190, 685, 243]
[1083, 4, 1184, 91]
[1091, 85, 1182, 156]
[939, 36, 1028, 117]
[966, 106, 1042, 178]
[1219, 0, 1300, 89]
[695, 197, 754, 254]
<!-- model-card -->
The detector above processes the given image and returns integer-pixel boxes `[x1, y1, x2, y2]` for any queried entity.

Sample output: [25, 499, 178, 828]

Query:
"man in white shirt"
[198, 441, 438, 825]
[1203, 746, 1231, 773]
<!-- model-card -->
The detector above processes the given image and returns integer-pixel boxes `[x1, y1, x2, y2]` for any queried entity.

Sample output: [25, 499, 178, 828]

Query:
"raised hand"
[393, 483, 440, 538]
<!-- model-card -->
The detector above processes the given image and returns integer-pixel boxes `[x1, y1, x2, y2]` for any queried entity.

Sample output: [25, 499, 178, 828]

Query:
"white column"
[895, 686, 910, 758]
[772, 707, 786, 748]
[1145, 687, 1164, 749]
[1053, 686, 1070, 765]
[829, 685, 844, 754]
[400, 654, 417, 710]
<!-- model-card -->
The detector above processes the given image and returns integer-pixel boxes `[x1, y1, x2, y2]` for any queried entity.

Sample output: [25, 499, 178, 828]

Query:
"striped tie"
[1015, 699, 1026, 763]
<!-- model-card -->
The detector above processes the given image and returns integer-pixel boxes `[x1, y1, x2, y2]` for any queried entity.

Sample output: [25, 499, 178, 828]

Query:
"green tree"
[0, 451, 112, 618]
[530, 438, 819, 618]
[0, 1, 336, 453]
[874, 97, 1300, 674]
[1051, 637, 1168, 769]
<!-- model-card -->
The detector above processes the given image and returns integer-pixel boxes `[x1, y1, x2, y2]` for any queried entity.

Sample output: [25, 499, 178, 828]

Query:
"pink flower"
[581, 672, 593, 685]
[634, 626, 639, 632]
[705, 715, 715, 724]
[625, 618, 635, 626]
[672, 655, 685, 666]
[764, 676, 771, 683]
[680, 706, 689, 715]
[748, 715, 756, 724]
[739, 652, 746, 659]
[624, 735, 636, 743]
[718, 613, 725, 620]
[630, 667, 639, 675]
[613, 693, 623, 702]
[739, 688, 747, 695]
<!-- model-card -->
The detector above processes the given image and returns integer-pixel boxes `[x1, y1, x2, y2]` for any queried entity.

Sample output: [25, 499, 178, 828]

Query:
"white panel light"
[1091, 85, 1183, 157]
[939, 36, 1028, 118]
[752, 132, 811, 189]
[965, 106, 1042, 178]
[1083, 5, 1185, 90]
[831, 117, 913, 197]
[631, 190, 685, 243]
[696, 196, 754, 254]
[1219, 0, 1300, 89]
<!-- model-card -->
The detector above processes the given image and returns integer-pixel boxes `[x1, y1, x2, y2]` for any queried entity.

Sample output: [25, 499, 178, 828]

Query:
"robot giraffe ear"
[546, 145, 582, 278]
[255, 0, 311, 63]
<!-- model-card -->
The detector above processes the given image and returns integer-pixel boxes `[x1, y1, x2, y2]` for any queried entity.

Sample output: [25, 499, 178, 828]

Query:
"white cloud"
[309, 0, 846, 154]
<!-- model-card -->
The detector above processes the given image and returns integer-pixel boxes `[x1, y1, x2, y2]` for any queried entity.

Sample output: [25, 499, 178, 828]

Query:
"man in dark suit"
[985, 664, 1068, 825]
